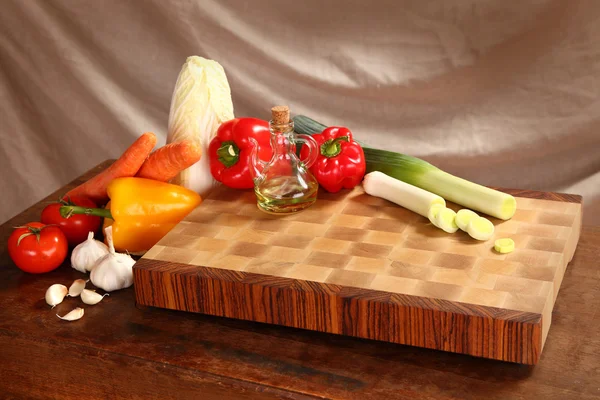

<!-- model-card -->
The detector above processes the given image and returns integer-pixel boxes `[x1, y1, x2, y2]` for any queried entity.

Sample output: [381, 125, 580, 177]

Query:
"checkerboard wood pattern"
[133, 185, 582, 364]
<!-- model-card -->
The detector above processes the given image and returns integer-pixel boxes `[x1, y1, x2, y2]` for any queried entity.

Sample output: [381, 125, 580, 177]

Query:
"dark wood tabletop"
[1, 160, 599, 400]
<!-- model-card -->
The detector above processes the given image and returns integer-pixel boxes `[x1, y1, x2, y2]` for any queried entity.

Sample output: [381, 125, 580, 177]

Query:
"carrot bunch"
[66, 132, 202, 205]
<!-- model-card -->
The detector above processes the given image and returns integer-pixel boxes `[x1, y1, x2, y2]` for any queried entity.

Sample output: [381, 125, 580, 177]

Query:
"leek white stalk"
[363, 171, 445, 218]
[363, 148, 516, 220]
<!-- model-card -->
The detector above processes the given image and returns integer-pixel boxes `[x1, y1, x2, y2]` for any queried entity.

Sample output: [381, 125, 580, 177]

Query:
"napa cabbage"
[166, 56, 235, 197]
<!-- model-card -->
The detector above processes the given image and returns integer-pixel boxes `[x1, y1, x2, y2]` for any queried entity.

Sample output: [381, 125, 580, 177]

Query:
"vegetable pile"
[7, 53, 521, 310]
[8, 131, 203, 276]
[7, 57, 231, 324]
[7, 58, 223, 306]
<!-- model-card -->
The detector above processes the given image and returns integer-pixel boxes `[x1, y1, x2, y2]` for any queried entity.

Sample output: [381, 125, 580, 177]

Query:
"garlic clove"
[68, 279, 87, 297]
[71, 231, 109, 273]
[56, 307, 84, 321]
[45, 284, 68, 307]
[81, 289, 109, 305]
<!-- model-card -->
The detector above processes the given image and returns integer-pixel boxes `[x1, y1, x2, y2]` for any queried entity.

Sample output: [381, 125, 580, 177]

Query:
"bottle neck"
[269, 120, 295, 156]
[269, 120, 294, 135]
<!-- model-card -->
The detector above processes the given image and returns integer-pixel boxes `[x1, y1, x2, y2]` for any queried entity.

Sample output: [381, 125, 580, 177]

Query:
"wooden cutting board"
[133, 184, 582, 364]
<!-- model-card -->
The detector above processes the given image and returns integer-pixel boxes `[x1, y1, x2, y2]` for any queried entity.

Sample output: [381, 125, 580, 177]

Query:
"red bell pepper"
[209, 118, 273, 189]
[300, 126, 366, 193]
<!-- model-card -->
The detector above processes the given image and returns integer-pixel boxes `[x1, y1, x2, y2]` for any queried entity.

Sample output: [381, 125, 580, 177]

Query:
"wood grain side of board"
[133, 187, 583, 365]
[134, 260, 544, 364]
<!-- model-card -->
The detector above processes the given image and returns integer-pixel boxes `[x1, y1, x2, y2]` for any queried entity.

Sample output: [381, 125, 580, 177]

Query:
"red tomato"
[41, 195, 102, 247]
[8, 222, 68, 274]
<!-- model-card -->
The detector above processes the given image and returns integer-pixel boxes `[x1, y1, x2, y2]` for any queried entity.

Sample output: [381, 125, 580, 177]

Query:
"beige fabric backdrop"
[1, 0, 599, 225]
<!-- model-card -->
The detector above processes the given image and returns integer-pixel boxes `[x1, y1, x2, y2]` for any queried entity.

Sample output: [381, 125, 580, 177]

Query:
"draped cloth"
[1, 0, 599, 225]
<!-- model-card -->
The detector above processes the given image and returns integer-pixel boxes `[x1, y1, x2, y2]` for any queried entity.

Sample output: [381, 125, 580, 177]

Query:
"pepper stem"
[60, 205, 113, 220]
[320, 136, 349, 158]
[216, 141, 240, 167]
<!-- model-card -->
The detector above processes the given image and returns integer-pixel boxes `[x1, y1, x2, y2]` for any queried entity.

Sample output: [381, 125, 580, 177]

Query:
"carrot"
[135, 140, 202, 182]
[65, 132, 157, 205]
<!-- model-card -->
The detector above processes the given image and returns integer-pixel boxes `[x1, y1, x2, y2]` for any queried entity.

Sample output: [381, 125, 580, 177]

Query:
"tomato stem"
[15, 225, 57, 246]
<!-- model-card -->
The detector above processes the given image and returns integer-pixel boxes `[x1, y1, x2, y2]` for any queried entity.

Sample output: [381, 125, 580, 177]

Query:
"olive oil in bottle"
[250, 106, 320, 214]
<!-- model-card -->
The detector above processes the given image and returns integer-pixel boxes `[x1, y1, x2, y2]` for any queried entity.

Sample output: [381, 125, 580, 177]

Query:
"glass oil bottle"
[250, 106, 320, 213]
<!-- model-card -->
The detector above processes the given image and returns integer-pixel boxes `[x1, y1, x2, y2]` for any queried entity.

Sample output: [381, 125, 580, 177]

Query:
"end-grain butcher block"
[133, 184, 582, 365]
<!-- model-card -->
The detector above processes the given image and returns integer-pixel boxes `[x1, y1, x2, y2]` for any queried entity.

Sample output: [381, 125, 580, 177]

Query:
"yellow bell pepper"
[61, 177, 202, 254]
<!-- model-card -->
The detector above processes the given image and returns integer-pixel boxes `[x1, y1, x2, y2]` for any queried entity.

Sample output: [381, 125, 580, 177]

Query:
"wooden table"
[1, 160, 599, 400]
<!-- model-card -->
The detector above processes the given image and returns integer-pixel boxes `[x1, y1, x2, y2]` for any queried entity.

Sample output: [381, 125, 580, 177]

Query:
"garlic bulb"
[45, 284, 68, 307]
[90, 226, 136, 292]
[71, 232, 109, 273]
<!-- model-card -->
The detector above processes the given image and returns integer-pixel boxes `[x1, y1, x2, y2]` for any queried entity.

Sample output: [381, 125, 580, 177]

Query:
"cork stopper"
[271, 106, 290, 125]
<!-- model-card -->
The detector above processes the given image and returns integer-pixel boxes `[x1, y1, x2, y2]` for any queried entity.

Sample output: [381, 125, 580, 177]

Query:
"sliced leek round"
[435, 207, 459, 233]
[494, 238, 515, 253]
[456, 209, 478, 231]
[428, 204, 445, 227]
[467, 216, 495, 241]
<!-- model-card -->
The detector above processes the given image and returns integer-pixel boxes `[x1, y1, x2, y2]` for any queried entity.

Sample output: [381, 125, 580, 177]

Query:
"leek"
[293, 115, 516, 220]
[362, 171, 445, 218]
